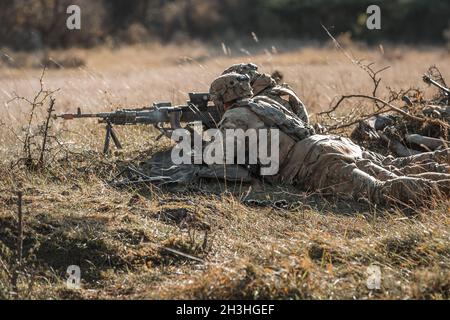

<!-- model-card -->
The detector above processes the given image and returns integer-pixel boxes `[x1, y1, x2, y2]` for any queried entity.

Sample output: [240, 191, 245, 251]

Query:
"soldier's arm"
[217, 107, 263, 178]
[218, 107, 251, 131]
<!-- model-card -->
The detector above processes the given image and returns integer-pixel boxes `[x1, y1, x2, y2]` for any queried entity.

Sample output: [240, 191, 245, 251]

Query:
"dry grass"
[0, 43, 449, 299]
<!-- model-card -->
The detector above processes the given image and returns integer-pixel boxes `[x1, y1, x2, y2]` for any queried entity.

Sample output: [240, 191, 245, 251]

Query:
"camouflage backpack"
[230, 96, 315, 142]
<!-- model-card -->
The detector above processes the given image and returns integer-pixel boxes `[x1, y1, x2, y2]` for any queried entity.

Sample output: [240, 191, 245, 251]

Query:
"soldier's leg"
[383, 149, 450, 167]
[397, 162, 449, 175]
[362, 150, 387, 164]
[408, 172, 450, 181]
[367, 154, 450, 205]
[322, 160, 448, 206]
[355, 159, 398, 181]
[377, 177, 449, 207]
[367, 149, 450, 175]
[320, 160, 383, 202]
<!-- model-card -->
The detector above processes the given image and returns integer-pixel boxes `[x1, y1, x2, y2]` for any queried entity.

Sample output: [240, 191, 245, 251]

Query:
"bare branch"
[323, 94, 425, 122]
[321, 24, 391, 111]
[38, 96, 56, 166]
[0, 257, 12, 279]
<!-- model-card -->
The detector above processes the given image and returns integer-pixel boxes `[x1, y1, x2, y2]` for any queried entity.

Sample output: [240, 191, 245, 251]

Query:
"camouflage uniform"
[362, 149, 450, 178]
[221, 63, 310, 124]
[210, 73, 450, 207]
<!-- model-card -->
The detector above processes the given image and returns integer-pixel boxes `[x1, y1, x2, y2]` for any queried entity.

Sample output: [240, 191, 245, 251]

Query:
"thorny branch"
[11, 191, 23, 294]
[38, 96, 56, 166]
[321, 24, 391, 101]
[317, 25, 448, 134]
[326, 94, 425, 123]
[6, 67, 60, 169]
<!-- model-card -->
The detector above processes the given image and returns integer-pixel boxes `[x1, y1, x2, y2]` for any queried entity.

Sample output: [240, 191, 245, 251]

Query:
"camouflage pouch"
[233, 97, 315, 142]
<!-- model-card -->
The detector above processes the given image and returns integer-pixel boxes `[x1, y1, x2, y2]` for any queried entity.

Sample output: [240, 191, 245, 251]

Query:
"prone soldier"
[209, 73, 450, 207]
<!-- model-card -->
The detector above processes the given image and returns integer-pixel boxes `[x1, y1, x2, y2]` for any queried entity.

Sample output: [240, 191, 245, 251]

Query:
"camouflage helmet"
[210, 73, 253, 106]
[221, 63, 260, 83]
[252, 73, 277, 95]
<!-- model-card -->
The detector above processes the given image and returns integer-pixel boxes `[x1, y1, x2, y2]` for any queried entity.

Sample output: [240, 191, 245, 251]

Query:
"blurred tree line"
[0, 0, 449, 50]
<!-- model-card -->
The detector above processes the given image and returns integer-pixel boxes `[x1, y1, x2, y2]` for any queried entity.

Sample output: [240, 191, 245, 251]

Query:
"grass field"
[0, 42, 449, 299]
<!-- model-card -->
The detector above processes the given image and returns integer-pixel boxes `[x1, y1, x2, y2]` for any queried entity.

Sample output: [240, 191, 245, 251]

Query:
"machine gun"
[55, 93, 221, 154]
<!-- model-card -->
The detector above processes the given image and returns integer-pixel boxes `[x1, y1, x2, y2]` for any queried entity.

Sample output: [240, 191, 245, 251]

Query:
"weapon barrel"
[423, 75, 450, 95]
[57, 113, 107, 120]
[55, 106, 114, 120]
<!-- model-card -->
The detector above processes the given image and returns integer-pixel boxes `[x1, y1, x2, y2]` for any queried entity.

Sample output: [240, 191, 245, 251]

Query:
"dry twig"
[6, 67, 60, 169]
[38, 96, 56, 166]
[11, 191, 24, 294]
